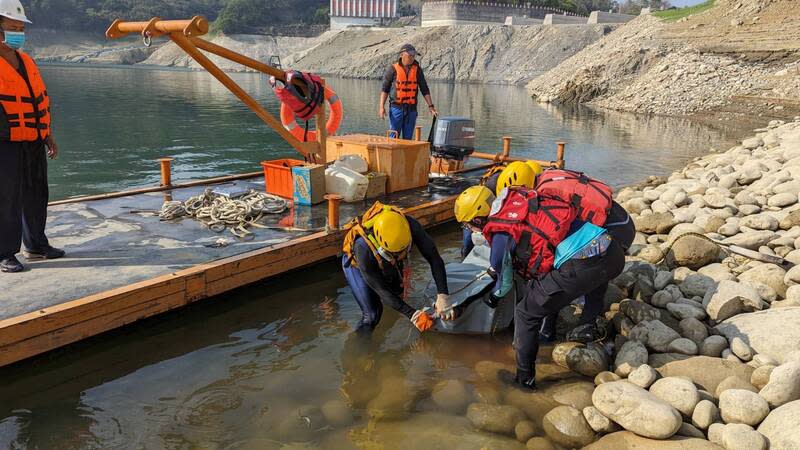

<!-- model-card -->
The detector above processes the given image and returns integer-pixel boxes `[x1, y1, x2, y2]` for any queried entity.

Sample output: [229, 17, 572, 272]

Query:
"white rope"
[160, 188, 288, 238]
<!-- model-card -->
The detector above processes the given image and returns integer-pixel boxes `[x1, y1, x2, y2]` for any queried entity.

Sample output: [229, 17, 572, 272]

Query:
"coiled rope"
[160, 188, 288, 238]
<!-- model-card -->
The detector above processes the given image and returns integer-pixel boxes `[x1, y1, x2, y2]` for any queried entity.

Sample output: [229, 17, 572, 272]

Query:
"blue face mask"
[3, 31, 25, 50]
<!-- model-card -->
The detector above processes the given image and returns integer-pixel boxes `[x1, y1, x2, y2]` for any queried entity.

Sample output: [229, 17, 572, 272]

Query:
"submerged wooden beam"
[0, 196, 457, 368]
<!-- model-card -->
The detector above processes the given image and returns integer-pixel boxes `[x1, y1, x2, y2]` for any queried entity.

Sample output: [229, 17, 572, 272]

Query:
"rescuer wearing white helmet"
[0, 0, 65, 273]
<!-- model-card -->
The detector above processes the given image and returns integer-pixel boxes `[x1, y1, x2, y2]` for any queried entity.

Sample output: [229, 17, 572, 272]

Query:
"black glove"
[484, 293, 501, 309]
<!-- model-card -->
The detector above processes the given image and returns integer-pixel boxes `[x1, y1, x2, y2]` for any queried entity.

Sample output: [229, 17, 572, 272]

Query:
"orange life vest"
[0, 51, 50, 142]
[393, 62, 418, 106]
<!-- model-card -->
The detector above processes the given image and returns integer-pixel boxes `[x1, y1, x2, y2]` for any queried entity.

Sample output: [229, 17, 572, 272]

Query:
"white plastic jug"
[332, 154, 369, 174]
[325, 166, 369, 202]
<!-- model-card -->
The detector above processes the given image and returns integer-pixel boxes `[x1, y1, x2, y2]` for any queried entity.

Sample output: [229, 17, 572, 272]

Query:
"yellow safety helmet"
[368, 209, 412, 253]
[496, 161, 535, 196]
[525, 160, 544, 176]
[455, 185, 496, 224]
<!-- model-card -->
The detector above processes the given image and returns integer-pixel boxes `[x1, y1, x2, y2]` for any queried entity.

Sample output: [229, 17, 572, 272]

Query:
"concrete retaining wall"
[505, 16, 544, 25]
[422, 1, 582, 27]
[587, 11, 636, 24]
[543, 14, 588, 25]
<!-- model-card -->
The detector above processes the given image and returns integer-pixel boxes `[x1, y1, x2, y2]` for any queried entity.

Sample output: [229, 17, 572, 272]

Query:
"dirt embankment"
[527, 0, 800, 122]
[286, 24, 615, 85]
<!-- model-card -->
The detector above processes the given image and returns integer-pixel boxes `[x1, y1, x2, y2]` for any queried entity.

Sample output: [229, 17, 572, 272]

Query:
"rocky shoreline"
[460, 118, 800, 449]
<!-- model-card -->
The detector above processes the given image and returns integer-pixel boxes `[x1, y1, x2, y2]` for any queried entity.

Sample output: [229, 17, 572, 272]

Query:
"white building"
[330, 0, 399, 30]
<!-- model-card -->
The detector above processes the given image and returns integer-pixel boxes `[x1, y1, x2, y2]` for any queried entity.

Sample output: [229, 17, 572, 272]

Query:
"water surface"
[0, 64, 749, 449]
[44, 64, 739, 199]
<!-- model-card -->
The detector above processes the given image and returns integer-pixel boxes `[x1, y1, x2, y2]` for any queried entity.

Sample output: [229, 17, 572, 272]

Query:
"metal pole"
[557, 142, 566, 169]
[502, 136, 512, 157]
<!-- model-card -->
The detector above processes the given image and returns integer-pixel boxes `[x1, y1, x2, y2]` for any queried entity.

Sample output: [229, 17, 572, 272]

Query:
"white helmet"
[0, 0, 31, 24]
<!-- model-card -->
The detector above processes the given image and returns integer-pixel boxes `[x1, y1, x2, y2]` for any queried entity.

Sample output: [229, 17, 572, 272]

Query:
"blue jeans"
[388, 105, 418, 140]
[342, 255, 383, 333]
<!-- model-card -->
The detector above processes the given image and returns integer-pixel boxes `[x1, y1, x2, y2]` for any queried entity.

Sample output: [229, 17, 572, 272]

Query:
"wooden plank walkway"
[0, 175, 470, 368]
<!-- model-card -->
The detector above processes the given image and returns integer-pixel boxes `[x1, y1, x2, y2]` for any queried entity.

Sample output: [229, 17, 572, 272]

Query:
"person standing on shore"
[378, 43, 437, 140]
[0, 0, 64, 273]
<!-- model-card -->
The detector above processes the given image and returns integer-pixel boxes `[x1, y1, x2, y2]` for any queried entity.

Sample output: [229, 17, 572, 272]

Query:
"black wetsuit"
[342, 216, 448, 333]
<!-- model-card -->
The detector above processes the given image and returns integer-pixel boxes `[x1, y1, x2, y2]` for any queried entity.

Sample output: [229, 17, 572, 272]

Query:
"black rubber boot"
[23, 246, 65, 261]
[1, 256, 24, 273]
[499, 369, 537, 392]
[566, 323, 598, 343]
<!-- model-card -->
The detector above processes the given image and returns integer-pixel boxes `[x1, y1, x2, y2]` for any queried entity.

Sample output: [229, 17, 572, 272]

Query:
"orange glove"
[411, 310, 434, 332]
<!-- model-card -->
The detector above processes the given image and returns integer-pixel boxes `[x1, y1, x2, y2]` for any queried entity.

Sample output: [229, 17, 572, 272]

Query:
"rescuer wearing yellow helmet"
[342, 203, 451, 333]
[495, 161, 536, 196]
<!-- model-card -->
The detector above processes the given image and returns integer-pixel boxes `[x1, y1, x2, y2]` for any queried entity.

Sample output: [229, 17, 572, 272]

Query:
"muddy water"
[1, 224, 593, 449]
[1, 64, 752, 448]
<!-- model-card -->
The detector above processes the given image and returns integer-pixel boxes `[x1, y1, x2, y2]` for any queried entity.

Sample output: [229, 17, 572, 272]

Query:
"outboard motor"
[430, 116, 475, 161]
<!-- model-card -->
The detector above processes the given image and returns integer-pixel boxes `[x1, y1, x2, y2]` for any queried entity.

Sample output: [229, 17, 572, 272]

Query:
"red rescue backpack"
[270, 70, 325, 120]
[535, 169, 613, 226]
[483, 188, 578, 279]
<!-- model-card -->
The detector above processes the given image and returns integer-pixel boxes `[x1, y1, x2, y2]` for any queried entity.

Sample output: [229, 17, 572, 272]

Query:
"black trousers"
[514, 240, 626, 379]
[0, 141, 50, 259]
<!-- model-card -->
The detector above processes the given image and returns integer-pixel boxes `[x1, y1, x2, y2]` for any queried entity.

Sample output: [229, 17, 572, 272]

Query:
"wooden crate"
[365, 172, 387, 199]
[327, 134, 430, 193]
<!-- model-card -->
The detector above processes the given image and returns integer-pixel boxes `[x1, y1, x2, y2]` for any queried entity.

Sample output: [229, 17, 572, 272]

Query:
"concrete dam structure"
[421, 1, 582, 27]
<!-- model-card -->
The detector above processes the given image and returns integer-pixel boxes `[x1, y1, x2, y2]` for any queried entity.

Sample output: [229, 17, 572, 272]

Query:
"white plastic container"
[325, 166, 369, 202]
[332, 154, 369, 174]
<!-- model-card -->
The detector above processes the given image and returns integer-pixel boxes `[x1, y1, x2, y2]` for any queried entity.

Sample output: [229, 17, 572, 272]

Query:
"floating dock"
[0, 173, 471, 368]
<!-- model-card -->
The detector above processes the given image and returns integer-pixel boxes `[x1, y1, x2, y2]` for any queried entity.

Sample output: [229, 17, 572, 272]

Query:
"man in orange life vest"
[0, 1, 64, 273]
[378, 43, 437, 139]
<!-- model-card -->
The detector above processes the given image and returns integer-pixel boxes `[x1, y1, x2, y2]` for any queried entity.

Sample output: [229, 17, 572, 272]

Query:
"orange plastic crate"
[261, 159, 304, 199]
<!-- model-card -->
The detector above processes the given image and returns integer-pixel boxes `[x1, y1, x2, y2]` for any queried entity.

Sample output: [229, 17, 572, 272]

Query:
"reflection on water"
[44, 64, 741, 199]
[5, 64, 750, 448]
[0, 225, 591, 449]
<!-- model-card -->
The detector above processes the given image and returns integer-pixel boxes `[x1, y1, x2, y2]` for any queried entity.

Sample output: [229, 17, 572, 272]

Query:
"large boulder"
[542, 405, 596, 448]
[691, 399, 720, 430]
[680, 317, 709, 346]
[649, 377, 700, 417]
[629, 320, 682, 353]
[564, 343, 610, 378]
[720, 423, 768, 450]
[350, 412, 527, 450]
[636, 212, 677, 234]
[583, 431, 724, 449]
[705, 280, 764, 322]
[431, 380, 471, 414]
[614, 340, 648, 377]
[592, 381, 682, 439]
[715, 307, 800, 364]
[738, 263, 788, 298]
[653, 356, 755, 394]
[758, 400, 800, 450]
[719, 389, 770, 426]
[466, 403, 526, 435]
[665, 234, 720, 270]
[758, 361, 800, 408]
[723, 231, 778, 250]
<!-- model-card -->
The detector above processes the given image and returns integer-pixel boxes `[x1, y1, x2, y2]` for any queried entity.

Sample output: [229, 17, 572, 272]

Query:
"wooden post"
[325, 194, 342, 231]
[414, 126, 422, 141]
[158, 157, 173, 187]
[557, 142, 566, 169]
[502, 136, 512, 157]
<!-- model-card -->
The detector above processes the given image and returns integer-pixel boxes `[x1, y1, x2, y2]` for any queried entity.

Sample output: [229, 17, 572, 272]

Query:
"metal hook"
[142, 33, 152, 47]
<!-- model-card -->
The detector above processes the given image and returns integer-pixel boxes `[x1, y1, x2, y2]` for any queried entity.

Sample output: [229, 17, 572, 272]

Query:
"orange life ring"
[280, 85, 343, 142]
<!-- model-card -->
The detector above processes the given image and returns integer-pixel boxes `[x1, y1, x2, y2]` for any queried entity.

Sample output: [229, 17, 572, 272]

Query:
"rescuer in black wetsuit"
[341, 204, 450, 333]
